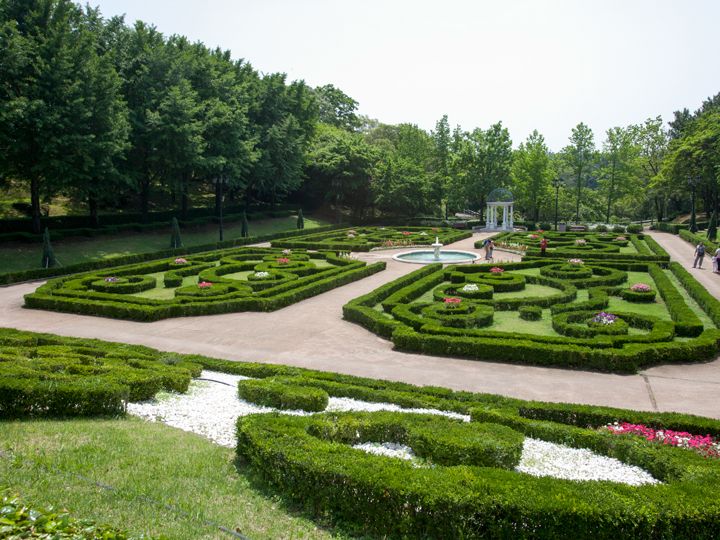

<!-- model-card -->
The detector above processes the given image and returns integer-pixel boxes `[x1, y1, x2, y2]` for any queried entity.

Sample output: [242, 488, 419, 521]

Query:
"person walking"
[540, 237, 548, 256]
[487, 239, 495, 261]
[693, 242, 706, 269]
[713, 246, 720, 273]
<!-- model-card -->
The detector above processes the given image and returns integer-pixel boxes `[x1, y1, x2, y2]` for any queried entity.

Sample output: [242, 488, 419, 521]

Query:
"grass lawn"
[0, 417, 338, 540]
[0, 216, 329, 274]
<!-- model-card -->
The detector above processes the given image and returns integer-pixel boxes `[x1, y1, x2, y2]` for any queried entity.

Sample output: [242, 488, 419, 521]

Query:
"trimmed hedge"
[238, 378, 329, 412]
[24, 247, 385, 321]
[0, 329, 200, 418]
[519, 305, 542, 320]
[272, 226, 472, 252]
[0, 224, 343, 286]
[344, 259, 719, 372]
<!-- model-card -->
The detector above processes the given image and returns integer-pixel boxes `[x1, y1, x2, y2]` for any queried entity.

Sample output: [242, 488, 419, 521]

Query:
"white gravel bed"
[325, 396, 470, 422]
[352, 442, 416, 461]
[129, 372, 660, 485]
[515, 438, 660, 485]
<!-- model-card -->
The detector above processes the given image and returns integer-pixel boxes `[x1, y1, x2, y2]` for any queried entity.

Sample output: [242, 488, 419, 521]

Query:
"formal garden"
[1, 327, 719, 538]
[345, 232, 720, 373]
[22, 247, 384, 321]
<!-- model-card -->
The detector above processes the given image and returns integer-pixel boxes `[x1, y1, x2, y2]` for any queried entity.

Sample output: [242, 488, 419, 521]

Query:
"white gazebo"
[485, 188, 514, 231]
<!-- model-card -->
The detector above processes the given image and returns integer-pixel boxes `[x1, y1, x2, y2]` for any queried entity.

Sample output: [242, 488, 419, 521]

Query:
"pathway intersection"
[0, 231, 717, 418]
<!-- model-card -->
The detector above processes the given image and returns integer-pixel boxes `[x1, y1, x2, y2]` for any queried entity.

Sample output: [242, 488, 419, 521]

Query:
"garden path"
[0, 232, 717, 419]
[646, 229, 720, 299]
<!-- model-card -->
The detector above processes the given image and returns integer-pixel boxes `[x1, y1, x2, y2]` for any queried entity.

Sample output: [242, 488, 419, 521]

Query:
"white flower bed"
[129, 371, 660, 485]
[515, 438, 659, 485]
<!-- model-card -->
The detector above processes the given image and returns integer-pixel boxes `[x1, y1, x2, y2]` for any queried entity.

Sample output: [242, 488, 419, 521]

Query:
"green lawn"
[0, 216, 328, 274]
[0, 418, 338, 540]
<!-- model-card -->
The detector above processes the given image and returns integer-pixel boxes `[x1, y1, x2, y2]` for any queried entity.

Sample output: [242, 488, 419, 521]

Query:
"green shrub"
[538, 221, 553, 230]
[0, 330, 200, 418]
[612, 225, 626, 233]
[238, 378, 329, 412]
[626, 224, 643, 233]
[0, 490, 157, 539]
[24, 247, 385, 321]
[519, 305, 542, 320]
[620, 287, 657, 302]
[594, 224, 608, 232]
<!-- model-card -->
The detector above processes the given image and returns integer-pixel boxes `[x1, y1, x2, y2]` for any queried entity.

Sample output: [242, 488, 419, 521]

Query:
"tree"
[372, 155, 433, 217]
[636, 117, 670, 221]
[41, 228, 57, 268]
[169, 217, 182, 248]
[314, 84, 360, 131]
[563, 123, 595, 221]
[296, 208, 304, 229]
[147, 79, 205, 219]
[303, 124, 377, 220]
[512, 130, 551, 222]
[0, 0, 106, 233]
[598, 127, 638, 223]
[431, 115, 452, 218]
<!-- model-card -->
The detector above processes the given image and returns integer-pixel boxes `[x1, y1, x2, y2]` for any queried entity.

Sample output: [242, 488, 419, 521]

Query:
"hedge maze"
[271, 226, 471, 251]
[0, 328, 201, 417]
[24, 247, 384, 321]
[345, 234, 720, 372]
[490, 230, 669, 262]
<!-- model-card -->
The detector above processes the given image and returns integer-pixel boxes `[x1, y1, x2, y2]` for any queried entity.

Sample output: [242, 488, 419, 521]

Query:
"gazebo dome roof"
[487, 188, 513, 203]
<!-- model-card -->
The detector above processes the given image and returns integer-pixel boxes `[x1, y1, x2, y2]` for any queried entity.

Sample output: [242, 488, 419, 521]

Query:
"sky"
[88, 0, 720, 151]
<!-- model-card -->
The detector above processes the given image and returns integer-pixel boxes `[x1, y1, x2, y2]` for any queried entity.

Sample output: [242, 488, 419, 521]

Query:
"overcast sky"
[88, 0, 720, 151]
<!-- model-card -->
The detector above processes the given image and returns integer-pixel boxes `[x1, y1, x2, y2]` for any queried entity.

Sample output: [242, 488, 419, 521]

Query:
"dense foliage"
[2, 1, 717, 233]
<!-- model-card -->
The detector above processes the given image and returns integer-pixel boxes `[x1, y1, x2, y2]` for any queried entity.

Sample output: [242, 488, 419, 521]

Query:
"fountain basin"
[393, 250, 480, 264]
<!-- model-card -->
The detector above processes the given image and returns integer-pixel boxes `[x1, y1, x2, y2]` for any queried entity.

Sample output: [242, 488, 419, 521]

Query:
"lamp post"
[213, 175, 228, 242]
[552, 177, 562, 231]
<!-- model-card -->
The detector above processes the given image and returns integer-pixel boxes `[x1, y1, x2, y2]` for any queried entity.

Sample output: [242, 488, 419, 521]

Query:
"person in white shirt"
[714, 247, 720, 273]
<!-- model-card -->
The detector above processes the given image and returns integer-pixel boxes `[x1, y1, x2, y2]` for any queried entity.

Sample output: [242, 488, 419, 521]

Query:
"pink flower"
[606, 422, 719, 459]
[631, 283, 651, 292]
[198, 281, 213, 289]
[490, 267, 504, 274]
[174, 257, 187, 264]
[401, 231, 412, 236]
[568, 258, 584, 266]
[277, 257, 290, 264]
[443, 297, 462, 305]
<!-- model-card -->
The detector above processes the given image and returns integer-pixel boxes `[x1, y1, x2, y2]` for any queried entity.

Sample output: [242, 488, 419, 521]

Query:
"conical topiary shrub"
[241, 211, 249, 238]
[170, 217, 183, 248]
[297, 208, 304, 230]
[708, 210, 717, 242]
[41, 227, 57, 268]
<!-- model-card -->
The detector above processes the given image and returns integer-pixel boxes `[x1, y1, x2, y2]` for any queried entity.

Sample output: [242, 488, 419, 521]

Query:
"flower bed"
[343, 260, 720, 372]
[24, 247, 385, 321]
[620, 282, 657, 303]
[271, 226, 471, 252]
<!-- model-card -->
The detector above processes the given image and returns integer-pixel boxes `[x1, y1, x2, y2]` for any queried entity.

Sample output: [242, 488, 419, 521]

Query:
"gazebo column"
[502, 205, 507, 230]
[486, 203, 492, 229]
[509, 204, 514, 230]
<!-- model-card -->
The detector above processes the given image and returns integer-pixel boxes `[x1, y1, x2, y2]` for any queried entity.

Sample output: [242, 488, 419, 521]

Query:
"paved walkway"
[0, 233, 718, 419]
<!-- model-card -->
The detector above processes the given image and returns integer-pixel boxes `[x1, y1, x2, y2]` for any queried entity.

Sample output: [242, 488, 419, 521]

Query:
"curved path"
[0, 233, 718, 418]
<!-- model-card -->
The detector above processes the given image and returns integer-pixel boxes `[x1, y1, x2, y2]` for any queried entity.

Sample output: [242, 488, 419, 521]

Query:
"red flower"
[277, 257, 290, 264]
[198, 281, 213, 289]
[490, 267, 504, 274]
[443, 297, 462, 305]
[401, 231, 412, 236]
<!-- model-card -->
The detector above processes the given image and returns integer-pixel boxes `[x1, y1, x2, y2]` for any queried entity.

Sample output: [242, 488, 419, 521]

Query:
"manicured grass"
[664, 269, 717, 329]
[0, 418, 337, 540]
[491, 309, 556, 335]
[0, 216, 328, 274]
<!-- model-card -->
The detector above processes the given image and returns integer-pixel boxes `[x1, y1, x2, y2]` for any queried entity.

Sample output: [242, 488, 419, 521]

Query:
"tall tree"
[0, 0, 100, 232]
[512, 130, 550, 222]
[563, 122, 595, 221]
[636, 117, 669, 221]
[314, 84, 359, 131]
[599, 126, 638, 223]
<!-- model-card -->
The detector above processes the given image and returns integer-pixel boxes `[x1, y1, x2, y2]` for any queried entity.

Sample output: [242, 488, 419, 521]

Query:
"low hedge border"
[238, 378, 329, 412]
[24, 248, 385, 321]
[518, 305, 542, 320]
[344, 260, 718, 373]
[0, 224, 343, 286]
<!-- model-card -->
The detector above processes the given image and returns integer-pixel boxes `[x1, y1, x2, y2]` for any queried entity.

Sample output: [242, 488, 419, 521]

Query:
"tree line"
[1, 0, 718, 234]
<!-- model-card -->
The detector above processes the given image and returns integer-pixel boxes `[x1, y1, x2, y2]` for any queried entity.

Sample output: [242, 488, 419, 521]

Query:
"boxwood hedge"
[271, 226, 471, 252]
[24, 247, 385, 321]
[0, 328, 200, 418]
[344, 259, 720, 372]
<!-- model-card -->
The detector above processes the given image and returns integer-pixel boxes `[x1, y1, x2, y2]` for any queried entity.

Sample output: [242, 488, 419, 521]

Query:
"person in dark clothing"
[693, 242, 706, 269]
[540, 237, 548, 256]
